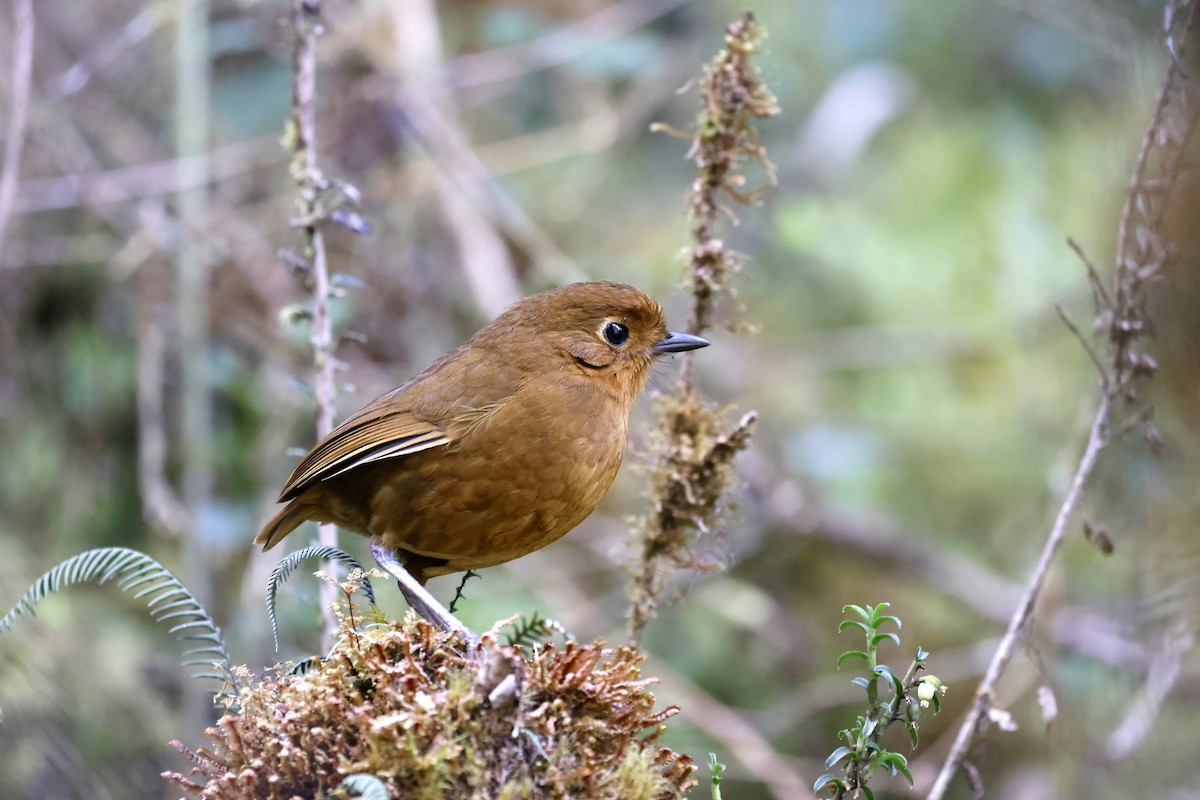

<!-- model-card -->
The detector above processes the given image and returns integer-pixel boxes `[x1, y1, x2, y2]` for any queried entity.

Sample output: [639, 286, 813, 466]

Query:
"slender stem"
[0, 0, 33, 263]
[289, 0, 339, 645]
[927, 7, 1198, 791]
[175, 0, 213, 736]
[925, 395, 1110, 800]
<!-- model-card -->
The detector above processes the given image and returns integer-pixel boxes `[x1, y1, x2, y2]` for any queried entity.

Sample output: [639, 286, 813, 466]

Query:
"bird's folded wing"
[279, 407, 450, 501]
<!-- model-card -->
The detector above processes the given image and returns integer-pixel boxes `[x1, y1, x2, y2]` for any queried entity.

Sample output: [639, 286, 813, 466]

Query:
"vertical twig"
[175, 0, 214, 735]
[925, 3, 1199, 796]
[0, 0, 34, 264]
[136, 225, 189, 536]
[288, 0, 339, 644]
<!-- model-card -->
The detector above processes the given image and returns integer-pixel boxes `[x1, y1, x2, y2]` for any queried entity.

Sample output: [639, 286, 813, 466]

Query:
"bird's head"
[485, 281, 709, 402]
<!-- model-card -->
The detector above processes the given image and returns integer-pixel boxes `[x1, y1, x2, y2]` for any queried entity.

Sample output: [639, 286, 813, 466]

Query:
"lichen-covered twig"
[286, 0, 340, 644]
[925, 4, 1199, 796]
[627, 11, 778, 647]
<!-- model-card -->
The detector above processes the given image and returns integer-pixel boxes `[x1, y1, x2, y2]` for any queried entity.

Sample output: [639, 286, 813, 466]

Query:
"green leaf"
[875, 664, 904, 694]
[338, 774, 389, 800]
[837, 650, 869, 669]
[908, 722, 919, 749]
[861, 787, 876, 800]
[842, 604, 870, 621]
[867, 602, 891, 620]
[813, 774, 842, 794]
[874, 615, 902, 631]
[825, 746, 854, 768]
[851, 676, 872, 690]
[870, 632, 900, 649]
[862, 717, 878, 738]
[839, 620, 871, 635]
[916, 646, 930, 661]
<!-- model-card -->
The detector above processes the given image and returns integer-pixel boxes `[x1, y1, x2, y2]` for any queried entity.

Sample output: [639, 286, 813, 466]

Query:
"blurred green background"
[2, 0, 1198, 798]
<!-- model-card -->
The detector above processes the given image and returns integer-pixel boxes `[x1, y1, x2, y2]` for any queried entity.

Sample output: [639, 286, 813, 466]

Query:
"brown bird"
[255, 281, 708, 584]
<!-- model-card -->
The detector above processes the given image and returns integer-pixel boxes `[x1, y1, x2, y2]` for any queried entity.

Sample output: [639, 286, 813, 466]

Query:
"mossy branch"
[165, 614, 697, 798]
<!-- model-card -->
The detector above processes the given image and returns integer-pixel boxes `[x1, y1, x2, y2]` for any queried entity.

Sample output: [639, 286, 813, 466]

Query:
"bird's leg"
[449, 570, 481, 613]
[369, 542, 479, 647]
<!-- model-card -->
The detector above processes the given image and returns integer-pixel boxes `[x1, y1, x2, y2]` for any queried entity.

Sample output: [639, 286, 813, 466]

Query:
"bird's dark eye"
[602, 321, 630, 346]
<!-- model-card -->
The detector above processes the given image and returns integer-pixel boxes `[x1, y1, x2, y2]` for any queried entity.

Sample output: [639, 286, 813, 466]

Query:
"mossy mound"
[166, 617, 696, 799]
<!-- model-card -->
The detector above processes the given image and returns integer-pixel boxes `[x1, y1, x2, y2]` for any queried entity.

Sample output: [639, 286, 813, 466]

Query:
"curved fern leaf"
[338, 774, 389, 800]
[0, 547, 231, 682]
[267, 545, 377, 651]
[288, 655, 323, 676]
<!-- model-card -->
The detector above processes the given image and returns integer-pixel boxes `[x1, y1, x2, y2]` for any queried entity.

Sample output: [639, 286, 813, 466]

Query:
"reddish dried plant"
[165, 615, 695, 799]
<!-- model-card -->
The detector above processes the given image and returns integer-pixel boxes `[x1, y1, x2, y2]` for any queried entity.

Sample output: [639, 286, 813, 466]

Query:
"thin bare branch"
[134, 208, 189, 536]
[1054, 303, 1110, 386]
[392, 81, 585, 295]
[0, 0, 34, 264]
[926, 4, 1200, 794]
[51, 5, 162, 99]
[926, 395, 1111, 800]
[12, 135, 280, 215]
[1066, 236, 1111, 313]
[1105, 625, 1194, 759]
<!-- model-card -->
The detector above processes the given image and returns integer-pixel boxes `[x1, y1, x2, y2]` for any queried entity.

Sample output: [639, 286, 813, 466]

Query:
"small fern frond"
[338, 774, 389, 800]
[503, 611, 559, 648]
[267, 545, 377, 651]
[288, 655, 323, 676]
[0, 547, 231, 682]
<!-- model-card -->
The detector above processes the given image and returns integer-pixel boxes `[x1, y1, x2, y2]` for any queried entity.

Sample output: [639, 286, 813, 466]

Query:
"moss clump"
[165, 616, 696, 799]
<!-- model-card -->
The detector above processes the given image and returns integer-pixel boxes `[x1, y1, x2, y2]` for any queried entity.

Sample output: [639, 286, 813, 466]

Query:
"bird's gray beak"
[652, 330, 710, 355]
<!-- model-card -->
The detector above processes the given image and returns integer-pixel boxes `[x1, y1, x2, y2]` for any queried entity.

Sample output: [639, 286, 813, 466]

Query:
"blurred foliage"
[1, 0, 1198, 799]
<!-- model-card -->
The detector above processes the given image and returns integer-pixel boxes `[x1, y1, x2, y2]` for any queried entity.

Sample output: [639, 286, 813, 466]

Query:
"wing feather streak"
[323, 432, 449, 480]
[279, 410, 449, 500]
[278, 391, 514, 501]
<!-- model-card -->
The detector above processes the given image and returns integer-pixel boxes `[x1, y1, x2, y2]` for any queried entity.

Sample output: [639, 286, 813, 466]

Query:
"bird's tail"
[255, 500, 321, 551]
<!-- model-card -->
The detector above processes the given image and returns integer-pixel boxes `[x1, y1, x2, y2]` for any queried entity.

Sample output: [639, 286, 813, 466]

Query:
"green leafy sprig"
[815, 603, 945, 800]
